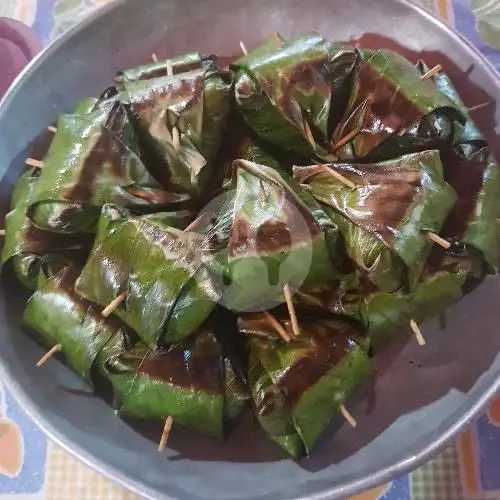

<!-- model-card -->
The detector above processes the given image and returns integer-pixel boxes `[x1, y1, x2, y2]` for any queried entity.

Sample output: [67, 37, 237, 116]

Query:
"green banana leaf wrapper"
[414, 63, 500, 271]
[116, 52, 215, 84]
[75, 206, 219, 349]
[104, 325, 248, 438]
[210, 159, 339, 312]
[440, 148, 500, 272]
[28, 101, 184, 234]
[232, 32, 359, 161]
[122, 67, 234, 197]
[333, 49, 465, 162]
[23, 263, 136, 385]
[1, 170, 92, 289]
[295, 252, 471, 351]
[241, 314, 371, 459]
[416, 61, 486, 157]
[294, 150, 458, 291]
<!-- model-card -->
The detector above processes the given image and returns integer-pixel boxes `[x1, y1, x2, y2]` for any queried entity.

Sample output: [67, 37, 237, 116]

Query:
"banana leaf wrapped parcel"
[122, 67, 234, 197]
[332, 49, 465, 162]
[294, 150, 457, 291]
[232, 32, 359, 161]
[415, 63, 500, 272]
[295, 252, 471, 351]
[23, 263, 137, 384]
[27, 101, 182, 235]
[1, 170, 92, 289]
[240, 314, 370, 458]
[104, 324, 249, 438]
[116, 52, 215, 84]
[209, 159, 341, 312]
[75, 205, 219, 350]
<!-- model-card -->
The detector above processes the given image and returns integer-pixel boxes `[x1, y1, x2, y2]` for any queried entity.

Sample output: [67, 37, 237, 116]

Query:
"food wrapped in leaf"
[232, 32, 359, 161]
[122, 67, 233, 197]
[75, 205, 219, 349]
[1, 170, 92, 289]
[241, 314, 371, 459]
[104, 325, 248, 438]
[116, 53, 215, 84]
[439, 148, 500, 273]
[296, 252, 471, 351]
[210, 159, 341, 312]
[294, 150, 457, 290]
[416, 61, 486, 158]
[27, 101, 184, 234]
[23, 263, 136, 384]
[414, 64, 500, 271]
[332, 49, 465, 162]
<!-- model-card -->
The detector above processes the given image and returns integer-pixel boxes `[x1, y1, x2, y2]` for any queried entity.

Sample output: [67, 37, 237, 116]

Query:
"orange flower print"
[0, 383, 24, 479]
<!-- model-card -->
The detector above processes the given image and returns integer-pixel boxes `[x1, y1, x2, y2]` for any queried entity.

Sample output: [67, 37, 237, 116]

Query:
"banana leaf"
[232, 32, 358, 161]
[104, 325, 245, 438]
[1, 170, 92, 289]
[416, 61, 486, 157]
[27, 101, 184, 234]
[440, 148, 500, 272]
[116, 52, 215, 84]
[122, 67, 234, 196]
[296, 253, 471, 351]
[211, 159, 339, 313]
[242, 314, 371, 459]
[23, 263, 136, 385]
[75, 206, 219, 349]
[333, 49, 465, 162]
[294, 150, 457, 290]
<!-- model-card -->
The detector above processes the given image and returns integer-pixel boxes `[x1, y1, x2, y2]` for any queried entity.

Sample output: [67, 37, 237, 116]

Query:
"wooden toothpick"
[129, 189, 164, 203]
[36, 344, 62, 367]
[152, 53, 159, 63]
[283, 283, 300, 337]
[333, 128, 360, 151]
[340, 405, 357, 428]
[426, 231, 451, 250]
[240, 41, 248, 56]
[184, 213, 209, 232]
[467, 102, 490, 113]
[0, 230, 5, 236]
[310, 160, 356, 190]
[421, 64, 442, 81]
[158, 416, 174, 452]
[25, 158, 44, 169]
[47, 125, 57, 133]
[101, 291, 127, 318]
[410, 319, 426, 346]
[263, 311, 292, 343]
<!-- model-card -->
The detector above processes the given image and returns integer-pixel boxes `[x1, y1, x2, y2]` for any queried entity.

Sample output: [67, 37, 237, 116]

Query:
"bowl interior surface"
[1, 0, 500, 499]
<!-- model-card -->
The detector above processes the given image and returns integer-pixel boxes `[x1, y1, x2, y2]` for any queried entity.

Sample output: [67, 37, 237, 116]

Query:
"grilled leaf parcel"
[3, 32, 498, 460]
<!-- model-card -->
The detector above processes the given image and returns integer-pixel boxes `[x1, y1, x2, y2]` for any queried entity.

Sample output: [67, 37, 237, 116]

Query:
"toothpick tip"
[158, 416, 174, 452]
[25, 158, 44, 169]
[421, 64, 442, 80]
[410, 319, 426, 347]
[101, 292, 127, 318]
[426, 231, 451, 250]
[340, 405, 357, 428]
[239, 41, 248, 55]
[36, 344, 62, 367]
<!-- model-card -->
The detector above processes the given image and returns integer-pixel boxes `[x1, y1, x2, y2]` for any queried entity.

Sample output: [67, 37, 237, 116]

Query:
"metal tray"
[0, 0, 499, 498]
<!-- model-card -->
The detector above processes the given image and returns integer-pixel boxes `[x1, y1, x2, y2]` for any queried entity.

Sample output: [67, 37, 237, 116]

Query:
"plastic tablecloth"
[1, 1, 500, 499]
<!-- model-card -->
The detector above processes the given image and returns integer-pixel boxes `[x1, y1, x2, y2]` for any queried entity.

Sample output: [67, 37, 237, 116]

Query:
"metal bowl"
[1, 0, 500, 498]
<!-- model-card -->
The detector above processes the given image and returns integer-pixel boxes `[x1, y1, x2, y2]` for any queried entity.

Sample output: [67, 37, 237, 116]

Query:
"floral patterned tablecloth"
[1, 1, 500, 499]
